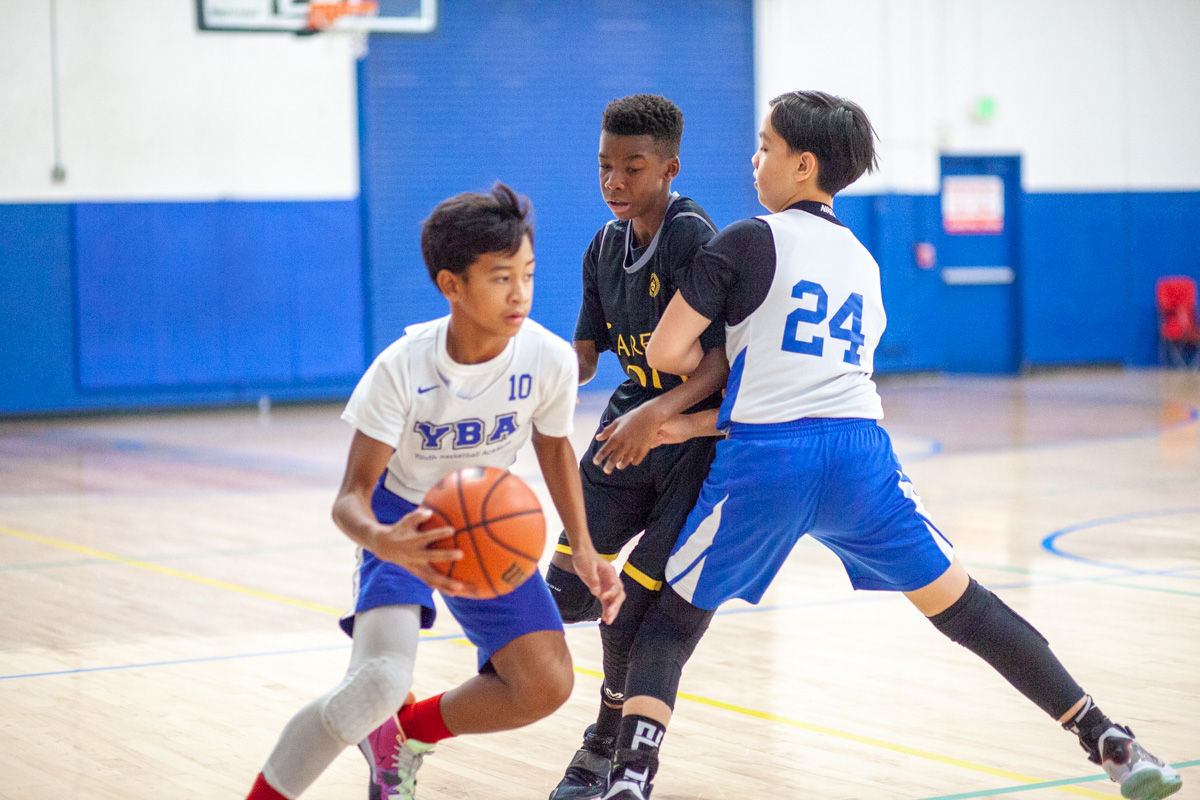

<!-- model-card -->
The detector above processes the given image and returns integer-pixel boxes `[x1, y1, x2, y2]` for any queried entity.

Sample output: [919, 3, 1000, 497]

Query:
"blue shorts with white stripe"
[666, 418, 954, 609]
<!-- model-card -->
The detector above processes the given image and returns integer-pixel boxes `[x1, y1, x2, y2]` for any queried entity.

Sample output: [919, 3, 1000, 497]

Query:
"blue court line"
[889, 435, 944, 464]
[710, 562, 1200, 618]
[6, 564, 1193, 683]
[1042, 506, 1200, 570]
[0, 631, 469, 681]
[13, 428, 342, 483]
[891, 398, 1198, 460]
[0, 540, 347, 572]
[917, 759, 1200, 800]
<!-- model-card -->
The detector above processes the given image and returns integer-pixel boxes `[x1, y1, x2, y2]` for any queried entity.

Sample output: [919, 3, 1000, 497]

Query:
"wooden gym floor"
[1, 367, 1197, 799]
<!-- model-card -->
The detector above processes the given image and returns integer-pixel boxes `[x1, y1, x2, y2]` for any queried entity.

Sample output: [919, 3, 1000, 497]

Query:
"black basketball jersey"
[574, 194, 724, 417]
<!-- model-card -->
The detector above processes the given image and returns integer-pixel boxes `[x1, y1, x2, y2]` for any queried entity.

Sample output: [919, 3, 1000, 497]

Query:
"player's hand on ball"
[372, 507, 470, 596]
[593, 403, 668, 473]
[572, 550, 625, 624]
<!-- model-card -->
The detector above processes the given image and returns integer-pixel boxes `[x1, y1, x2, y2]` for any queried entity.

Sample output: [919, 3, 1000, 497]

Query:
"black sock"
[594, 694, 623, 741]
[612, 715, 664, 788]
[1061, 695, 1114, 759]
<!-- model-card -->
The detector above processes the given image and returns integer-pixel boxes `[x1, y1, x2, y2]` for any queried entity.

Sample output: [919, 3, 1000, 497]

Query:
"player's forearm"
[531, 430, 596, 555]
[332, 489, 388, 552]
[679, 408, 722, 438]
[644, 346, 729, 418]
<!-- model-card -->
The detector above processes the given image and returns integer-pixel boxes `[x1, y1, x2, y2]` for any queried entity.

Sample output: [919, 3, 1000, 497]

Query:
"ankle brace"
[594, 694, 623, 740]
[1060, 695, 1113, 762]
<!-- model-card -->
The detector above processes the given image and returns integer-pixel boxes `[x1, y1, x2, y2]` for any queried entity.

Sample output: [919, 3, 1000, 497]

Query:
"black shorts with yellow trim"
[555, 430, 717, 591]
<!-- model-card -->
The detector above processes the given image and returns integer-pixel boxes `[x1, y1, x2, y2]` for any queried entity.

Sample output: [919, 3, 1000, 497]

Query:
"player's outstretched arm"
[531, 428, 625, 623]
[332, 430, 467, 596]
[591, 346, 729, 473]
[646, 291, 713, 375]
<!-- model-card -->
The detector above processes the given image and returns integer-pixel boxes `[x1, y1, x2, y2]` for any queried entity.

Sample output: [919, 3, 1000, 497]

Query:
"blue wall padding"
[0, 204, 76, 411]
[358, 0, 759, 390]
[1021, 193, 1129, 364]
[1021, 191, 1200, 367]
[2, 189, 1198, 414]
[75, 201, 364, 389]
[0, 201, 363, 414]
[1128, 191, 1200, 364]
[840, 194, 947, 372]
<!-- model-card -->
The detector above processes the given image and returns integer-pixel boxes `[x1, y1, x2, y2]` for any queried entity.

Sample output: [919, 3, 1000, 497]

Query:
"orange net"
[306, 1, 379, 31]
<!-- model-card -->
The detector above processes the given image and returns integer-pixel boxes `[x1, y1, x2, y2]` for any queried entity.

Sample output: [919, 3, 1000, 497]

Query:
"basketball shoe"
[1090, 725, 1181, 800]
[599, 749, 655, 800]
[358, 697, 435, 800]
[549, 724, 615, 800]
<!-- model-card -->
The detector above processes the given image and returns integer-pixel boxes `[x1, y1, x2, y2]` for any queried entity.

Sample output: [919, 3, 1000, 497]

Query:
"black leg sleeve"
[931, 578, 1085, 719]
[624, 585, 715, 708]
[599, 572, 656, 703]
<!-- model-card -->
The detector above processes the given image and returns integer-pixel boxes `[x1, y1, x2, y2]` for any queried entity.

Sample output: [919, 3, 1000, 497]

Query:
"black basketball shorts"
[554, 427, 717, 591]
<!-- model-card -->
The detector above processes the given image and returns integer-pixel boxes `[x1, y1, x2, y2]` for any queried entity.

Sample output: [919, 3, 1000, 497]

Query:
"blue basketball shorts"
[664, 418, 955, 610]
[339, 473, 564, 670]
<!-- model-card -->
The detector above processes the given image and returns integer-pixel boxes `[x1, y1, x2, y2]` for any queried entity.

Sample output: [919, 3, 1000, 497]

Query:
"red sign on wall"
[942, 175, 1005, 234]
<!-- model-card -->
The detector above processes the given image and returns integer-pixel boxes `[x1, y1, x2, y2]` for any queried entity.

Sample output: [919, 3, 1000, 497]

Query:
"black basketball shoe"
[600, 748, 655, 800]
[549, 724, 616, 800]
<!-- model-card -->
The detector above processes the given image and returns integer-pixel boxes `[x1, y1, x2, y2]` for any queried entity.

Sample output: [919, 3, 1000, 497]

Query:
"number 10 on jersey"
[781, 279, 865, 366]
[509, 374, 532, 400]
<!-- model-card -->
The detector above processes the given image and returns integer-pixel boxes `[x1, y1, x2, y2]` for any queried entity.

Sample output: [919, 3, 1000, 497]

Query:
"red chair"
[1156, 276, 1200, 369]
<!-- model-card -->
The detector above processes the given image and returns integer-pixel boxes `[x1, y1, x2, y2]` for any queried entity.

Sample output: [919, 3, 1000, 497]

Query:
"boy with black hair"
[631, 90, 1181, 800]
[544, 94, 730, 800]
[244, 182, 623, 800]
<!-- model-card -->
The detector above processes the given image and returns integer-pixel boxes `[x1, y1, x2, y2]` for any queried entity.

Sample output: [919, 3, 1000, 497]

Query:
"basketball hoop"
[302, 1, 379, 33]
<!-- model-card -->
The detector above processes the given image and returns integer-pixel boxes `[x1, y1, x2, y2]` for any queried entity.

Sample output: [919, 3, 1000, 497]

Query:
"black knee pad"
[546, 563, 602, 623]
[931, 578, 1083, 718]
[598, 574, 657, 701]
[601, 573, 656, 651]
[624, 586, 715, 709]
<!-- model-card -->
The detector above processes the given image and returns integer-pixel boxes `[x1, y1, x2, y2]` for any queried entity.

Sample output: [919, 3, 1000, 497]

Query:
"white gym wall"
[755, 0, 1200, 193]
[0, 0, 360, 202]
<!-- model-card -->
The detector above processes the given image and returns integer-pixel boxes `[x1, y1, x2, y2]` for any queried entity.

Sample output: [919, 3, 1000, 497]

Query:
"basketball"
[420, 466, 546, 598]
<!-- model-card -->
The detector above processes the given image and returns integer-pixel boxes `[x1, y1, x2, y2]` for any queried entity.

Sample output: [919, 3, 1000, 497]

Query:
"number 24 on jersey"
[780, 279, 865, 365]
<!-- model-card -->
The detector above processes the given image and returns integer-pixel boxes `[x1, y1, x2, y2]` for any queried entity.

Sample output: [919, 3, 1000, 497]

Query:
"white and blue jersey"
[339, 316, 576, 667]
[343, 315, 577, 505]
[666, 201, 953, 608]
[678, 201, 885, 427]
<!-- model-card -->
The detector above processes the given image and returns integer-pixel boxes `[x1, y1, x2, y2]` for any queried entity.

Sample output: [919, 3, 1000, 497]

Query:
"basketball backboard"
[196, 0, 436, 34]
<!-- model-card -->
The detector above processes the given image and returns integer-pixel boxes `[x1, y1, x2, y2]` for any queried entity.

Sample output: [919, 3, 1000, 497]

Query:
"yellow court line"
[0, 524, 346, 616]
[1, 523, 1110, 798]
[0, 524, 463, 641]
[573, 665, 1111, 800]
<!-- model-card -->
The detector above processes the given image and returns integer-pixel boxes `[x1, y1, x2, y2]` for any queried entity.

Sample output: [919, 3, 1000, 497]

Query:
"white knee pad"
[320, 656, 414, 746]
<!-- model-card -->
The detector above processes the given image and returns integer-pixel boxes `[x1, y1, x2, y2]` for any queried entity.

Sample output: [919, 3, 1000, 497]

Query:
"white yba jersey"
[343, 316, 578, 504]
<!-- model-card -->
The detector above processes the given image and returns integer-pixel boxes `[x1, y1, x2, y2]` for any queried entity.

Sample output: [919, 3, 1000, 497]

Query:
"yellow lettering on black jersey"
[625, 364, 664, 389]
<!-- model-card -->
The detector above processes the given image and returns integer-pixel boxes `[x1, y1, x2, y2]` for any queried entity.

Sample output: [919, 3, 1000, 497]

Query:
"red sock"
[247, 772, 288, 800]
[397, 692, 454, 744]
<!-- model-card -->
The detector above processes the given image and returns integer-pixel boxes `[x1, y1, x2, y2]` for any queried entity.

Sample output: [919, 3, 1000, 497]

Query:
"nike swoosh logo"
[417, 385, 438, 394]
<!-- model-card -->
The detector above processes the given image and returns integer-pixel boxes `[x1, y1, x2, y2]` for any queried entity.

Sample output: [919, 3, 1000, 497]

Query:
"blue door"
[938, 155, 1022, 373]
